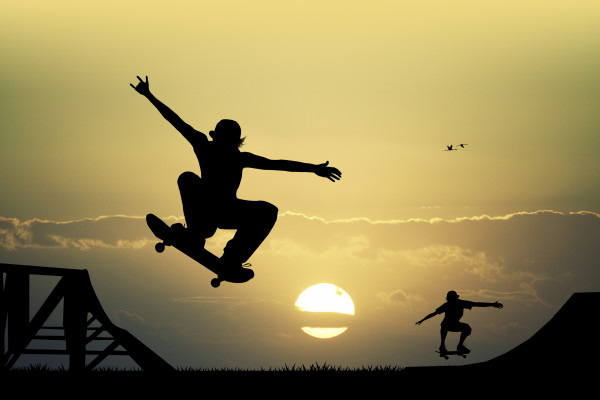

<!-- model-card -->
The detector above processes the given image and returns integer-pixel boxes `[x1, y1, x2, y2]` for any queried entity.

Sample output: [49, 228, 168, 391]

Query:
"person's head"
[209, 119, 245, 148]
[446, 290, 459, 301]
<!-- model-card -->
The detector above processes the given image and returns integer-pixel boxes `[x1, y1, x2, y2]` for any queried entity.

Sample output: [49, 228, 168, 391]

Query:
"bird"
[458, 143, 468, 148]
[445, 145, 457, 151]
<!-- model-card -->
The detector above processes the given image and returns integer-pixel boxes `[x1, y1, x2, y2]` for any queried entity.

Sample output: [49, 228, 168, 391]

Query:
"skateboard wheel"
[211, 278, 221, 288]
[155, 242, 165, 253]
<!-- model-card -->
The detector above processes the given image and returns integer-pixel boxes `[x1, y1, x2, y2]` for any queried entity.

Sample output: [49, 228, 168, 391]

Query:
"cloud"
[0, 215, 183, 251]
[112, 309, 147, 327]
[1, 209, 598, 309]
[173, 296, 273, 305]
[173, 296, 283, 316]
[2, 209, 597, 251]
[280, 209, 600, 225]
[272, 209, 600, 307]
[376, 289, 423, 306]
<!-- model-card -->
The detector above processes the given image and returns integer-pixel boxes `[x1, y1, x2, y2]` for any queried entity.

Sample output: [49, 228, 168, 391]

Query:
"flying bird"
[458, 144, 468, 148]
[445, 145, 457, 151]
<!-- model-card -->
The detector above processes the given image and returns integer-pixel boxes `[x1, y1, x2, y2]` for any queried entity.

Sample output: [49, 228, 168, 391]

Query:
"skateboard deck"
[436, 350, 468, 360]
[146, 213, 253, 287]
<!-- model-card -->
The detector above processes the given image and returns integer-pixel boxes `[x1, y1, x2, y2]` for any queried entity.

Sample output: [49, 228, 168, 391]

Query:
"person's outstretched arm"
[472, 301, 503, 309]
[416, 311, 439, 325]
[130, 76, 202, 144]
[243, 153, 342, 182]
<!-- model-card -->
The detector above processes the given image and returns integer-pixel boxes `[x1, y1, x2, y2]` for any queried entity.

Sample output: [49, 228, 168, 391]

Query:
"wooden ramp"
[1, 263, 175, 372]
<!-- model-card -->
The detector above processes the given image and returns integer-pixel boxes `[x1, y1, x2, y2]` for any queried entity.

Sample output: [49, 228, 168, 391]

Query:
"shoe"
[457, 345, 470, 354]
[220, 260, 254, 282]
[439, 345, 447, 353]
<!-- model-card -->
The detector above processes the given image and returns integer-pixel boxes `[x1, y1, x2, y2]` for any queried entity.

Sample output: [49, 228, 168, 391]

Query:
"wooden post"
[1, 272, 5, 367]
[63, 271, 88, 372]
[5, 272, 30, 355]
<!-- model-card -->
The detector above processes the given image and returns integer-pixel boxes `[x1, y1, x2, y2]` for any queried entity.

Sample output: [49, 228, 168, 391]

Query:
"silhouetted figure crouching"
[131, 76, 341, 277]
[416, 291, 503, 354]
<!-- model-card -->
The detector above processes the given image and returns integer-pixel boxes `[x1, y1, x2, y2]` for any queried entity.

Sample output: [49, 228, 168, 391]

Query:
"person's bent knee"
[178, 171, 201, 190]
[463, 324, 472, 336]
[263, 202, 278, 223]
[252, 201, 278, 227]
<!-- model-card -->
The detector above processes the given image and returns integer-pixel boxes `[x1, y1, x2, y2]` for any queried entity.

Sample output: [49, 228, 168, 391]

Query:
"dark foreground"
[3, 364, 593, 397]
[4, 292, 597, 396]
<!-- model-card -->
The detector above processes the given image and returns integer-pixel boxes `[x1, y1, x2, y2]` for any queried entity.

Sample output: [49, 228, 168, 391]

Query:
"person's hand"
[130, 75, 150, 96]
[315, 161, 341, 182]
[494, 301, 503, 309]
[415, 320, 423, 325]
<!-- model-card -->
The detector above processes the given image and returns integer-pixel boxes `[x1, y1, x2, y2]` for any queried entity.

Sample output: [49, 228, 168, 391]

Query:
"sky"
[1, 0, 599, 369]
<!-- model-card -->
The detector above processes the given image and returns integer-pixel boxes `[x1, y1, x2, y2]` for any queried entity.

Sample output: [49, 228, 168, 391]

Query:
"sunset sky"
[2, 1, 599, 369]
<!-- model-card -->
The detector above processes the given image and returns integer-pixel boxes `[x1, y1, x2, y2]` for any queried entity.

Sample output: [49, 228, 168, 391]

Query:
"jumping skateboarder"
[130, 76, 342, 277]
[415, 290, 503, 354]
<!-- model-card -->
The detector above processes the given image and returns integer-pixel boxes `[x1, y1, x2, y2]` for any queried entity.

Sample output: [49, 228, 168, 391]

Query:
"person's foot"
[220, 260, 254, 282]
[439, 344, 447, 353]
[457, 345, 470, 354]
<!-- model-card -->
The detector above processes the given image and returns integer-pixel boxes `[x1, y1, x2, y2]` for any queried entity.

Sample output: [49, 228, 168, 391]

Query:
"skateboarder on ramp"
[416, 291, 503, 357]
[131, 76, 342, 285]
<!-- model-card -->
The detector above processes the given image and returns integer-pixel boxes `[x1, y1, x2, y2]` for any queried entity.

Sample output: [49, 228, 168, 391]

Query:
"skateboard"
[146, 213, 254, 288]
[436, 350, 468, 360]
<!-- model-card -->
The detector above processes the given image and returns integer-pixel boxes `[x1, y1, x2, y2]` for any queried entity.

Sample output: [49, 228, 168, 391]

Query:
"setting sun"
[295, 283, 355, 339]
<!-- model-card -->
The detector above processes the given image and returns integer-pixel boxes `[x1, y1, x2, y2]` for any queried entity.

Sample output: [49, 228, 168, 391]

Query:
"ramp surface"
[486, 292, 597, 368]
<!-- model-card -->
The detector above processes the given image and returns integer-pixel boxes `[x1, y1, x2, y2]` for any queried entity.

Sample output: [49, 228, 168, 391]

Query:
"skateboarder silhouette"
[131, 76, 341, 279]
[416, 290, 503, 355]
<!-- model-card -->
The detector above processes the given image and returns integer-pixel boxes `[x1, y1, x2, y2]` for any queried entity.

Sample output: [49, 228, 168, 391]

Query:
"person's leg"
[457, 323, 472, 352]
[217, 199, 278, 266]
[177, 172, 217, 240]
[440, 326, 448, 351]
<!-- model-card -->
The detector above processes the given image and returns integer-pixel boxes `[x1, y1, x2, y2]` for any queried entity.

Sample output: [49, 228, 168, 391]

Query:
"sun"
[295, 283, 355, 339]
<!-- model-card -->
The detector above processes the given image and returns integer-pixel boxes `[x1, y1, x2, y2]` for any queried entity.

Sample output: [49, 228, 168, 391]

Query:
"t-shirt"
[436, 299, 474, 325]
[190, 133, 263, 202]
